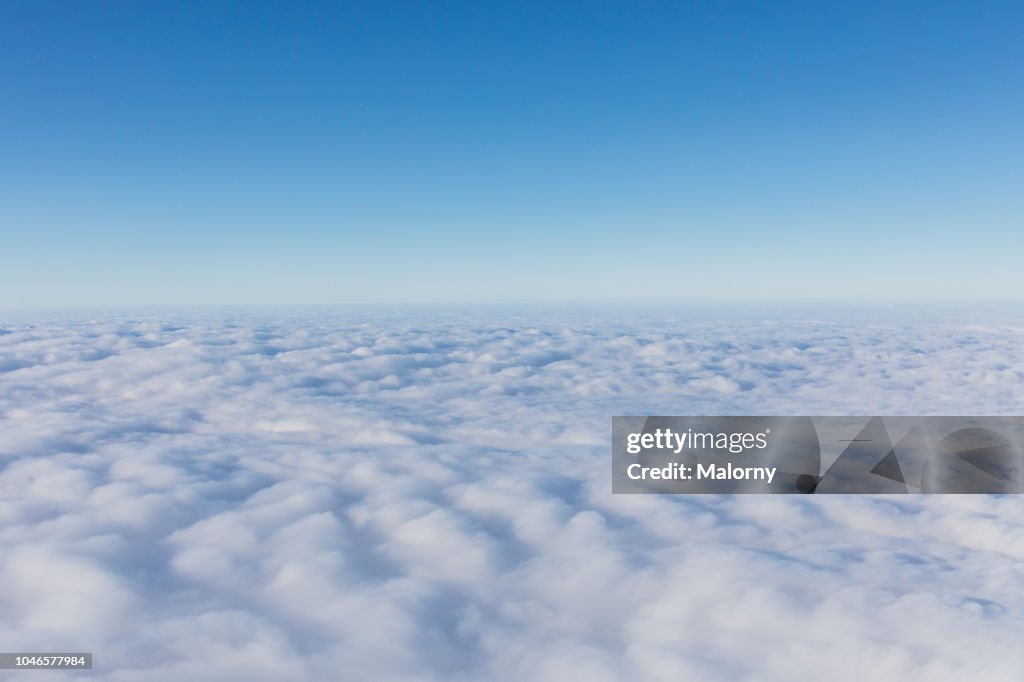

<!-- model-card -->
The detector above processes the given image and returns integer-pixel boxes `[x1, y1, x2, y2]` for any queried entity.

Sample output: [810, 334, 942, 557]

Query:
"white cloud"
[0, 305, 1023, 680]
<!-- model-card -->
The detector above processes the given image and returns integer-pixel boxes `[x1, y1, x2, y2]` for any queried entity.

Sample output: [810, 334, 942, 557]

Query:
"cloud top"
[1, 305, 1023, 680]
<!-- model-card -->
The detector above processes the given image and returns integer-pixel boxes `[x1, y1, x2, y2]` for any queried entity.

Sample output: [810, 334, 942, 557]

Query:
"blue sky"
[2, 1, 1022, 306]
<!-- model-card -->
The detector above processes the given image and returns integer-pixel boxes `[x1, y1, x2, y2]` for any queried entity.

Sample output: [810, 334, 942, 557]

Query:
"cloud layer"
[1, 304, 1023, 680]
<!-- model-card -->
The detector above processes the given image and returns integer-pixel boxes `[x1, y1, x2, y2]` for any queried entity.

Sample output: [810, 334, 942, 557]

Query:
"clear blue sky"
[2, 1, 1022, 306]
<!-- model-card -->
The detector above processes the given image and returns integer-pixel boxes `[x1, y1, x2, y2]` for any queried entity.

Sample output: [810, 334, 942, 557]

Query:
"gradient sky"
[2, 1, 1022, 307]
